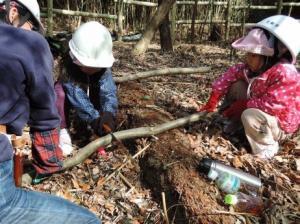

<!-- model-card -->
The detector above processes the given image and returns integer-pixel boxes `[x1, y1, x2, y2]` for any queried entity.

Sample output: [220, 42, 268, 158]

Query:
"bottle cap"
[224, 194, 238, 205]
[198, 158, 213, 175]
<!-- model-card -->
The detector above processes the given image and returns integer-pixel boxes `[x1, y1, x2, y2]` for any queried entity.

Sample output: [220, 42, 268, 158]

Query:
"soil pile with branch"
[27, 42, 300, 224]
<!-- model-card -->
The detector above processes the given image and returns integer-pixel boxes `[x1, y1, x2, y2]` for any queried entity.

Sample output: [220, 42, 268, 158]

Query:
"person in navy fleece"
[0, 1, 101, 223]
[0, 0, 63, 183]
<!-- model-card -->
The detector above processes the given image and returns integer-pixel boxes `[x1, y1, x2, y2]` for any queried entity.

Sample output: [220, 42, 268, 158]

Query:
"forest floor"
[29, 41, 300, 224]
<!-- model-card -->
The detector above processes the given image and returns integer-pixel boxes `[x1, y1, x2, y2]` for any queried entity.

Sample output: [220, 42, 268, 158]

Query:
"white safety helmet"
[0, 0, 43, 33]
[69, 21, 115, 68]
[255, 15, 300, 64]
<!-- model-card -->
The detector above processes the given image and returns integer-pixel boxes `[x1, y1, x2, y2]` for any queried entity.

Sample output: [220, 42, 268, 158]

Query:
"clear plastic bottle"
[216, 173, 240, 193]
[198, 158, 261, 194]
[224, 192, 264, 216]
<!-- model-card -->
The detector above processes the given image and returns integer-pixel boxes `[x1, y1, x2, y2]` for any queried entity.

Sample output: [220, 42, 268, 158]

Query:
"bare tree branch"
[114, 67, 210, 83]
[62, 112, 213, 170]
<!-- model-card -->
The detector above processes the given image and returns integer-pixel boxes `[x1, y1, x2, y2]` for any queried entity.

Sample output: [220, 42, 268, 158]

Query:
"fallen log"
[114, 67, 210, 83]
[62, 111, 214, 169]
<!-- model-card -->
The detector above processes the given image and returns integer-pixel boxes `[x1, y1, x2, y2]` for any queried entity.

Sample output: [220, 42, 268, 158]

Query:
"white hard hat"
[17, 0, 43, 32]
[69, 21, 115, 68]
[1, 0, 44, 33]
[255, 15, 300, 64]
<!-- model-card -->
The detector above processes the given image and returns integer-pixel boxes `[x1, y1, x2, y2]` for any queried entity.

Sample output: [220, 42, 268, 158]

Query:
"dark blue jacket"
[0, 23, 60, 162]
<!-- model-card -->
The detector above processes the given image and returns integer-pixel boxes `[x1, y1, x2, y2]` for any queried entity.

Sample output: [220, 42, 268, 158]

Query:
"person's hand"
[92, 112, 115, 136]
[197, 92, 221, 112]
[222, 99, 248, 119]
[99, 112, 115, 134]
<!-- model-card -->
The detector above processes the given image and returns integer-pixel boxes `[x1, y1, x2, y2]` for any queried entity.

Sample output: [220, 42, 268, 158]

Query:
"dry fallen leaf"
[84, 158, 93, 165]
[79, 182, 91, 191]
[232, 156, 243, 168]
[56, 189, 74, 201]
[97, 177, 106, 187]
[104, 202, 115, 214]
[71, 177, 80, 189]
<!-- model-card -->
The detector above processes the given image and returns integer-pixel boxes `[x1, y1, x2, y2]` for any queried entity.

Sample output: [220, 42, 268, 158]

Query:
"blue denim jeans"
[0, 160, 101, 224]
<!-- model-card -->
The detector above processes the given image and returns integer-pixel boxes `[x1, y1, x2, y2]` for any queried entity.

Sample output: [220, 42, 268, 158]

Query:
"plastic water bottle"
[209, 171, 241, 193]
[198, 158, 261, 194]
[224, 192, 264, 216]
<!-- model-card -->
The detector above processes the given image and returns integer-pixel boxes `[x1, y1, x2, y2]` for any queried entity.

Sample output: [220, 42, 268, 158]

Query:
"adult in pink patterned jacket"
[198, 15, 300, 159]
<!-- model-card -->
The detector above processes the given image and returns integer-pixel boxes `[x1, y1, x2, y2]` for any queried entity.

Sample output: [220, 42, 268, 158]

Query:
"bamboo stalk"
[225, 0, 232, 42]
[176, 1, 300, 7]
[47, 0, 53, 37]
[288, 5, 293, 16]
[121, 0, 158, 7]
[241, 8, 246, 36]
[277, 0, 283, 14]
[41, 8, 118, 19]
[176, 19, 224, 24]
[117, 0, 124, 41]
[208, 0, 214, 40]
[162, 192, 170, 224]
[190, 0, 198, 43]
[283, 2, 300, 6]
[176, 21, 298, 27]
[177, 1, 216, 5]
[170, 3, 176, 44]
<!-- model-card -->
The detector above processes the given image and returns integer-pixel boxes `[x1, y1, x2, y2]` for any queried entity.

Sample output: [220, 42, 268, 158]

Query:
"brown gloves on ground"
[92, 112, 115, 136]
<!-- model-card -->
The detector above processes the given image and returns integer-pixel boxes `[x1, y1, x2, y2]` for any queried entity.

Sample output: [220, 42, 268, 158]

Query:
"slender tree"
[158, 0, 173, 52]
[132, 0, 176, 57]
[190, 0, 198, 43]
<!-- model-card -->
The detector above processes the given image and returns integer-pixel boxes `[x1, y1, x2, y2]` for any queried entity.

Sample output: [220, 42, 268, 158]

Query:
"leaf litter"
[29, 42, 300, 224]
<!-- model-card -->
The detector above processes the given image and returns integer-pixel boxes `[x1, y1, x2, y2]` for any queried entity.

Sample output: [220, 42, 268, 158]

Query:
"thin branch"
[114, 67, 210, 83]
[162, 192, 170, 224]
[118, 172, 135, 191]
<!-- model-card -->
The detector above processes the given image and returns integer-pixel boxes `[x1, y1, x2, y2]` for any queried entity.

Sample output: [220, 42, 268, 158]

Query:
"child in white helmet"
[198, 15, 300, 159]
[0, 1, 101, 223]
[55, 21, 118, 155]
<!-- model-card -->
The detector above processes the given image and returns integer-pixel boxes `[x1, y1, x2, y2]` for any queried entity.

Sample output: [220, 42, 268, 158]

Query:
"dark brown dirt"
[118, 79, 235, 224]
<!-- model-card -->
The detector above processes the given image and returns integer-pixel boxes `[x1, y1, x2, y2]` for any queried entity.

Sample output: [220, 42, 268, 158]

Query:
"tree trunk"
[158, 0, 173, 52]
[132, 0, 176, 57]
[117, 0, 124, 41]
[190, 0, 198, 43]
[277, 0, 283, 14]
[47, 0, 53, 37]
